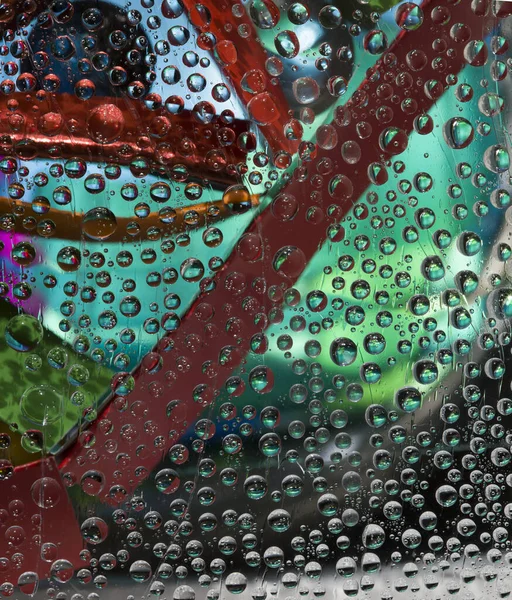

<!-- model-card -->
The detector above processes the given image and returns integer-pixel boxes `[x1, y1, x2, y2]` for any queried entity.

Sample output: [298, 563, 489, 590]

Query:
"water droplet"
[31, 477, 61, 508]
[82, 207, 117, 240]
[81, 517, 109, 545]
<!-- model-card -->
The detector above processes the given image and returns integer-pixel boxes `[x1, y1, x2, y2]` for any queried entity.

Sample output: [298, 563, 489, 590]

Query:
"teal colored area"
[0, 300, 113, 455]
[236, 58, 506, 421]
[1, 171, 260, 369]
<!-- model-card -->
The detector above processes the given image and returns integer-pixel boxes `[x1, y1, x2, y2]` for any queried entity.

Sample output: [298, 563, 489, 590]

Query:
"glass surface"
[0, 0, 510, 598]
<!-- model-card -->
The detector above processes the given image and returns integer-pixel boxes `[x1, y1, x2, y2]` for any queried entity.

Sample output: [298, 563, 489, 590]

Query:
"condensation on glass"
[0, 0, 510, 599]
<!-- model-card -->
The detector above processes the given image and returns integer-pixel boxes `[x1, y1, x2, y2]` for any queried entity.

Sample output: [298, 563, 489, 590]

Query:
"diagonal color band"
[59, 0, 493, 502]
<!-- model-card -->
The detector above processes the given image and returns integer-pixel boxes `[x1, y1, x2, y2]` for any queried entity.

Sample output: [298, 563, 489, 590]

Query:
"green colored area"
[365, 0, 404, 15]
[0, 300, 113, 459]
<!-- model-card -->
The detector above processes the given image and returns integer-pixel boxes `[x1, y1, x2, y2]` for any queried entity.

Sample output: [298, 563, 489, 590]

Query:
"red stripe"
[0, 93, 249, 185]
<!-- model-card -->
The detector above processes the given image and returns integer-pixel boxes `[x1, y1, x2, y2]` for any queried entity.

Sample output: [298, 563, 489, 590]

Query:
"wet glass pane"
[0, 0, 510, 598]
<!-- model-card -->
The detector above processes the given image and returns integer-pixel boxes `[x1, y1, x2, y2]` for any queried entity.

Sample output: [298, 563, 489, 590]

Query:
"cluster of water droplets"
[0, 0, 510, 598]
